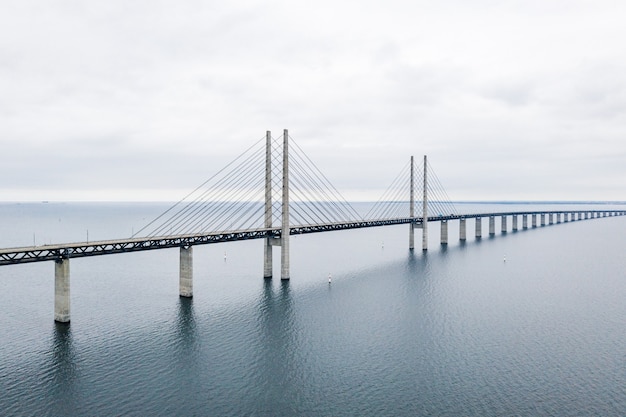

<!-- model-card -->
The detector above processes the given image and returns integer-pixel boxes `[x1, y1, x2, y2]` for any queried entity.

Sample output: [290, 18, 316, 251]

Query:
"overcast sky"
[1, 0, 625, 202]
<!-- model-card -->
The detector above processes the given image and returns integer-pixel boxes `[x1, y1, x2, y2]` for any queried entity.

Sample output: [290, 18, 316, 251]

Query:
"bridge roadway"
[1, 209, 624, 266]
[0, 217, 416, 266]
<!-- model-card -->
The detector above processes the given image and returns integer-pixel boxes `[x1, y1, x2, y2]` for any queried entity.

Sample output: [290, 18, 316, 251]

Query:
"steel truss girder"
[0, 210, 624, 266]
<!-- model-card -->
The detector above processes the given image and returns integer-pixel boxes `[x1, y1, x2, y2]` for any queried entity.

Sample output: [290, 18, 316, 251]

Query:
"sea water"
[1, 202, 625, 416]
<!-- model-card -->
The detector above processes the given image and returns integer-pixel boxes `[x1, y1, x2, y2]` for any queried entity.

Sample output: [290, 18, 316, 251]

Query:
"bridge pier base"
[549, 213, 553, 225]
[523, 214, 528, 229]
[179, 246, 193, 298]
[557, 213, 561, 224]
[475, 217, 482, 239]
[541, 214, 546, 226]
[489, 216, 495, 236]
[459, 218, 466, 241]
[532, 214, 537, 227]
[501, 215, 507, 233]
[440, 220, 448, 245]
[54, 258, 70, 323]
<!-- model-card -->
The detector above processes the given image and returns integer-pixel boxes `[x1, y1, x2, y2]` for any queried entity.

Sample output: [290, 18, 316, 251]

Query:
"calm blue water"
[1, 202, 626, 416]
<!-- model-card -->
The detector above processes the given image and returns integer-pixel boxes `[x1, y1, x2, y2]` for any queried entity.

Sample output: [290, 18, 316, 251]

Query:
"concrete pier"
[532, 214, 537, 228]
[541, 214, 546, 226]
[489, 216, 495, 236]
[549, 213, 553, 225]
[54, 258, 70, 323]
[523, 214, 528, 229]
[440, 220, 448, 245]
[179, 246, 193, 298]
[501, 215, 507, 233]
[459, 218, 466, 241]
[512, 215, 518, 231]
[557, 213, 561, 224]
[475, 217, 482, 239]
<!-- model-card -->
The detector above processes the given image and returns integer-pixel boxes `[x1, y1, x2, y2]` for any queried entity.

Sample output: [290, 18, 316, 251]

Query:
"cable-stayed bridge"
[1, 130, 624, 322]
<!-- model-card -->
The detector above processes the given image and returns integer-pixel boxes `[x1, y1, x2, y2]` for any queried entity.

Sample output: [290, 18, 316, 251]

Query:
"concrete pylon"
[179, 246, 193, 298]
[280, 129, 290, 280]
[409, 156, 415, 250]
[459, 218, 466, 241]
[263, 131, 273, 278]
[440, 220, 448, 245]
[422, 155, 428, 251]
[54, 258, 70, 323]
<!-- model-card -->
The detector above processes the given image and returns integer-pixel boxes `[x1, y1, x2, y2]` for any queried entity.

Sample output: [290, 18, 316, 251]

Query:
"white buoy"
[328, 273, 332, 283]
[224, 251, 227, 261]
[503, 255, 506, 262]
[382, 241, 384, 249]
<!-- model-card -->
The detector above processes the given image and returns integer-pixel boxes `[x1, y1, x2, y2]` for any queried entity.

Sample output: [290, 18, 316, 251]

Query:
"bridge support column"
[475, 217, 482, 239]
[263, 131, 273, 278]
[523, 214, 528, 229]
[422, 155, 428, 251]
[532, 214, 537, 227]
[55, 258, 70, 323]
[459, 218, 466, 241]
[557, 213, 561, 224]
[549, 213, 553, 225]
[512, 215, 518, 231]
[489, 216, 495, 236]
[541, 214, 546, 226]
[501, 215, 507, 233]
[409, 156, 415, 250]
[281, 129, 290, 279]
[564, 213, 569, 222]
[440, 220, 448, 245]
[179, 246, 193, 298]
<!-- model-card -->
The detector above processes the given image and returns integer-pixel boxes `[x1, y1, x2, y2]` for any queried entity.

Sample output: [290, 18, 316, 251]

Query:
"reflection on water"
[48, 322, 77, 416]
[175, 297, 197, 352]
[254, 279, 299, 414]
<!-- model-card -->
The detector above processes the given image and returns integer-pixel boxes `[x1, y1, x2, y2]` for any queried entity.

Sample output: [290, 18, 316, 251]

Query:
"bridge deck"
[0, 210, 622, 266]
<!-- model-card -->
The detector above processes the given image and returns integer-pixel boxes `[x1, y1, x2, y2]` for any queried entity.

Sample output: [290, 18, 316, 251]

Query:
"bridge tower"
[409, 156, 415, 250]
[280, 129, 290, 280]
[263, 129, 291, 280]
[422, 155, 428, 251]
[263, 131, 273, 278]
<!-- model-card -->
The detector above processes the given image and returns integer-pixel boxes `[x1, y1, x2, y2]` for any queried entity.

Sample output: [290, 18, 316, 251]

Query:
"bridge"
[1, 130, 624, 323]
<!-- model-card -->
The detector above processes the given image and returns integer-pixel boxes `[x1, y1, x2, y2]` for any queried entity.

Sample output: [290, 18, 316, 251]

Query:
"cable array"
[133, 132, 457, 239]
[288, 137, 362, 225]
[424, 160, 457, 218]
[134, 134, 363, 238]
[364, 160, 412, 220]
[364, 158, 457, 220]
[133, 137, 268, 237]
